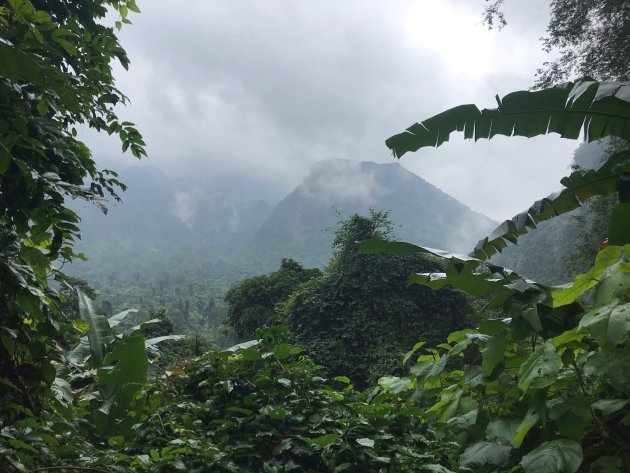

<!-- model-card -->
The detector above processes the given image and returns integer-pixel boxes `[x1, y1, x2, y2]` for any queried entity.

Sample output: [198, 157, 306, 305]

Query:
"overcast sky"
[85, 0, 580, 221]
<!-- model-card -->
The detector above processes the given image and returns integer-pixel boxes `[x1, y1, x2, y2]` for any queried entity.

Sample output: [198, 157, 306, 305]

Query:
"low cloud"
[85, 0, 578, 222]
[300, 160, 383, 205]
[170, 188, 203, 228]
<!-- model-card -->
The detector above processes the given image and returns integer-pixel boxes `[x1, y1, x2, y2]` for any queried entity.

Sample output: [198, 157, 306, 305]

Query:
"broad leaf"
[304, 433, 340, 448]
[513, 409, 539, 448]
[108, 308, 139, 328]
[378, 376, 412, 394]
[591, 399, 630, 416]
[356, 438, 375, 448]
[357, 239, 477, 261]
[520, 439, 583, 473]
[471, 149, 630, 260]
[99, 332, 149, 387]
[77, 287, 113, 368]
[485, 418, 520, 445]
[386, 79, 630, 158]
[518, 341, 561, 392]
[385, 79, 630, 259]
[579, 301, 630, 348]
[408, 259, 522, 311]
[552, 245, 630, 307]
[584, 349, 630, 393]
[459, 441, 511, 470]
[481, 335, 509, 377]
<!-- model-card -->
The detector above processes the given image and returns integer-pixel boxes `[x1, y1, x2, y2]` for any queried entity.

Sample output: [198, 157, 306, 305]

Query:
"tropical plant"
[67, 288, 183, 368]
[0, 0, 145, 420]
[224, 258, 321, 339]
[364, 78, 630, 472]
[283, 212, 476, 388]
[97, 327, 456, 472]
[60, 289, 183, 437]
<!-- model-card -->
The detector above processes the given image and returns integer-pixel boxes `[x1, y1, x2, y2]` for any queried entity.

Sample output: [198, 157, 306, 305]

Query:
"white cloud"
[170, 188, 202, 228]
[300, 160, 383, 204]
[84, 0, 578, 222]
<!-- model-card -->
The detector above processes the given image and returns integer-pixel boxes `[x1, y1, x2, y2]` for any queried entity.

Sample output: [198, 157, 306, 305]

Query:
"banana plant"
[372, 79, 630, 473]
[67, 288, 183, 368]
[56, 288, 183, 436]
[385, 78, 630, 260]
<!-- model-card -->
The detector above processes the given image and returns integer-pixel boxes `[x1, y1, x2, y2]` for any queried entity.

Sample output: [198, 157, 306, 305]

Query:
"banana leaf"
[386, 79, 630, 158]
[76, 288, 113, 368]
[472, 149, 630, 259]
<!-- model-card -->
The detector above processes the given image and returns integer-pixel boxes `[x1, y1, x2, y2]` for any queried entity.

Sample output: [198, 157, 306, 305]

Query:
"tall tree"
[0, 0, 144, 413]
[284, 212, 474, 388]
[483, 0, 630, 86]
[224, 258, 321, 339]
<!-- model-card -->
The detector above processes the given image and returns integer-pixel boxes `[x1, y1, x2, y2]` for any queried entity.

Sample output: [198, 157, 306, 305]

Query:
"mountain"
[241, 160, 497, 269]
[70, 166, 274, 285]
[66, 160, 497, 327]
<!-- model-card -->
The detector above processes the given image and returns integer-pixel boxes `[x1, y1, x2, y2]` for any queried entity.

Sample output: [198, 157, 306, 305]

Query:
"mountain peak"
[246, 159, 497, 269]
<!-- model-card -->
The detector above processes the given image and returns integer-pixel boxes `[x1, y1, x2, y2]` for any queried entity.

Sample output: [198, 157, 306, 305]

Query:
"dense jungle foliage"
[1, 0, 630, 472]
[225, 212, 475, 388]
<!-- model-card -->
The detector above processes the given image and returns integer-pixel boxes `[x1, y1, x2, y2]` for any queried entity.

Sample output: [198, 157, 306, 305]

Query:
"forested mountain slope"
[242, 160, 496, 269]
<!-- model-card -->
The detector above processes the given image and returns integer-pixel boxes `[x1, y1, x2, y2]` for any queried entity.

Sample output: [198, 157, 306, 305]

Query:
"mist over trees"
[1, 0, 630, 472]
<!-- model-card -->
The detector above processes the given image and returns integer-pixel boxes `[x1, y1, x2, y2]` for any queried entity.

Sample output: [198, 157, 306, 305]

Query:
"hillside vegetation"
[1, 1, 630, 472]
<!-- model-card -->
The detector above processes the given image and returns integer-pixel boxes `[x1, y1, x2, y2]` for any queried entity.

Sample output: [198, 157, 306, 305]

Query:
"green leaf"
[593, 258, 630, 306]
[98, 332, 148, 407]
[378, 376, 412, 394]
[513, 409, 539, 448]
[274, 343, 302, 360]
[486, 418, 520, 445]
[333, 375, 351, 384]
[518, 341, 561, 393]
[305, 433, 340, 448]
[387, 79, 630, 158]
[459, 441, 511, 470]
[403, 341, 425, 365]
[551, 245, 630, 307]
[36, 98, 48, 117]
[51, 377, 73, 404]
[584, 349, 630, 392]
[520, 439, 583, 473]
[8, 438, 37, 453]
[76, 287, 113, 368]
[356, 438, 375, 448]
[482, 335, 509, 377]
[578, 301, 630, 348]
[591, 399, 630, 416]
[226, 406, 253, 416]
[408, 259, 518, 311]
[127, 0, 141, 13]
[108, 436, 124, 447]
[72, 319, 90, 334]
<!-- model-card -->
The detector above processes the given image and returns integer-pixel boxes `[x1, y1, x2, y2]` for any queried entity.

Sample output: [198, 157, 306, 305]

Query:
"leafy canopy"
[0, 0, 145, 440]
[224, 258, 321, 339]
[284, 212, 475, 388]
[483, 0, 630, 87]
[374, 77, 630, 472]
